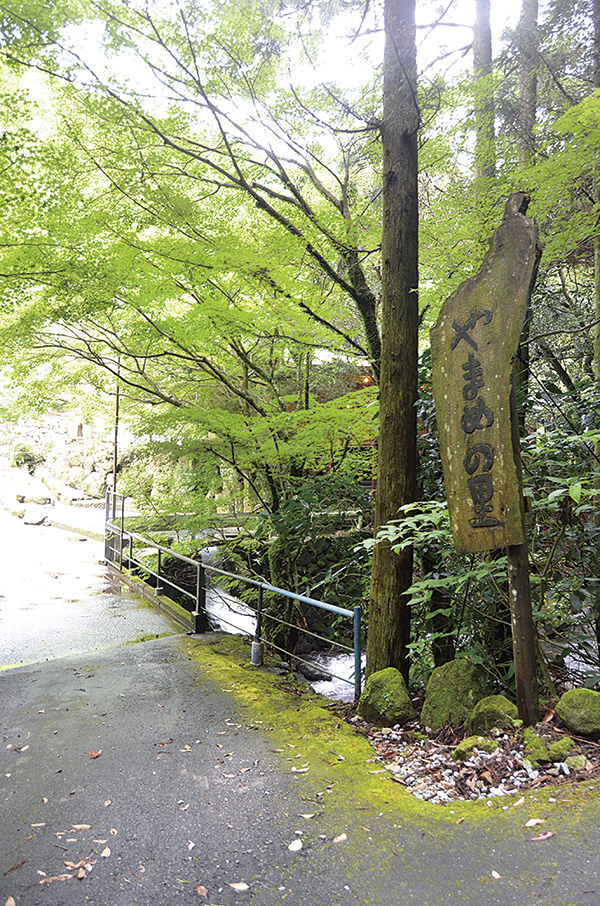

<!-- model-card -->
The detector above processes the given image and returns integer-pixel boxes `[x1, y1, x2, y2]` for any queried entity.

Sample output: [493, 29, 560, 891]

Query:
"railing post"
[354, 605, 362, 701]
[104, 490, 110, 561]
[119, 495, 125, 570]
[155, 549, 163, 595]
[251, 586, 264, 666]
[191, 562, 207, 633]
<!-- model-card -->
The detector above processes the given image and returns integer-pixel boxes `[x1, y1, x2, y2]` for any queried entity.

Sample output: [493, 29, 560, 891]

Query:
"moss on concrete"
[181, 631, 600, 857]
[420, 658, 488, 731]
[357, 667, 415, 727]
[556, 688, 600, 739]
[469, 694, 518, 734]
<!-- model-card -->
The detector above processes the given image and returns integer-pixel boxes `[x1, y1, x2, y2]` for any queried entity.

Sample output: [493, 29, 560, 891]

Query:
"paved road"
[0, 508, 182, 668]
[2, 511, 600, 905]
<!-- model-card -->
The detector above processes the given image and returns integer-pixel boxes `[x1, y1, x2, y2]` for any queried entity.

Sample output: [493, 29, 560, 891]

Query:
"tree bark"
[367, 0, 419, 683]
[517, 0, 539, 167]
[473, 0, 496, 180]
[592, 0, 600, 652]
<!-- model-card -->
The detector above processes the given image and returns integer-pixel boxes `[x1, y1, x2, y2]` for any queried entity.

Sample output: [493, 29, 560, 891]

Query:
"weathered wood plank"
[431, 193, 541, 554]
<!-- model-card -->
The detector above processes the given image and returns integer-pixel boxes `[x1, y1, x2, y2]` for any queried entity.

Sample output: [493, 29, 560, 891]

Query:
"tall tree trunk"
[367, 0, 419, 683]
[592, 0, 600, 653]
[517, 0, 539, 167]
[514, 0, 539, 429]
[473, 0, 495, 180]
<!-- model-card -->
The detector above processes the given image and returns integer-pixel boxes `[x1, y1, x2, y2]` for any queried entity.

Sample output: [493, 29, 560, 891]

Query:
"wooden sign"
[430, 194, 541, 554]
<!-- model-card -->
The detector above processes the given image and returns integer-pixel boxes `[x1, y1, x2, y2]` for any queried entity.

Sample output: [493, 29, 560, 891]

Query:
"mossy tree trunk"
[367, 0, 419, 683]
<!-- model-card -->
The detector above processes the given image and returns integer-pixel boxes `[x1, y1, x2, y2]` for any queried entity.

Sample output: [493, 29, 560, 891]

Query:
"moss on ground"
[183, 634, 600, 835]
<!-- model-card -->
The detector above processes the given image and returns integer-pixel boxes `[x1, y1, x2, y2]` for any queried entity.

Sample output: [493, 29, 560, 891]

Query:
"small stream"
[202, 563, 360, 701]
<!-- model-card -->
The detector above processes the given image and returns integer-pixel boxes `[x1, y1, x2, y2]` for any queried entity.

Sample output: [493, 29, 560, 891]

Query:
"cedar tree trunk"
[367, 0, 419, 683]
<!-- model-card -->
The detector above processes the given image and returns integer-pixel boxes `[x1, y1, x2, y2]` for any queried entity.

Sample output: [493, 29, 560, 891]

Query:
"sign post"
[431, 193, 542, 724]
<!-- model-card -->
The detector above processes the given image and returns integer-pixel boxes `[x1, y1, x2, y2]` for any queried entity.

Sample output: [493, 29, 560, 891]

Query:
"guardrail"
[105, 490, 363, 699]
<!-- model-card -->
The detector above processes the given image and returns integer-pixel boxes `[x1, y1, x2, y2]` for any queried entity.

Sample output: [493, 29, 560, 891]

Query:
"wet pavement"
[0, 508, 183, 668]
[2, 508, 600, 905]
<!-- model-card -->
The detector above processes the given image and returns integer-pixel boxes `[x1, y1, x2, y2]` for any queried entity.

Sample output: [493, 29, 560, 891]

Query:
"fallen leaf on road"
[31, 823, 46, 828]
[110, 828, 118, 835]
[288, 839, 303, 851]
[491, 870, 501, 880]
[524, 818, 544, 828]
[6, 897, 17, 906]
[104, 800, 111, 807]
[299, 813, 315, 819]
[229, 882, 250, 891]
[531, 831, 555, 842]
[197, 884, 208, 896]
[101, 847, 111, 858]
[40, 873, 75, 886]
[86, 750, 102, 759]
[71, 825, 91, 830]
[3, 858, 26, 875]
[180, 803, 190, 811]
[333, 834, 347, 843]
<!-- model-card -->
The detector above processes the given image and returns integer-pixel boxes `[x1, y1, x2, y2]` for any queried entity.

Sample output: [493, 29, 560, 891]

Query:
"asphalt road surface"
[2, 510, 600, 906]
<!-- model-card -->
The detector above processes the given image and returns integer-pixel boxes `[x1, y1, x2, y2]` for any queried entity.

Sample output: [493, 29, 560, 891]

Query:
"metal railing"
[105, 490, 363, 699]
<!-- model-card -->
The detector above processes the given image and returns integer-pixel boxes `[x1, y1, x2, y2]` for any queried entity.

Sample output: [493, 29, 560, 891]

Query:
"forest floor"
[332, 701, 600, 807]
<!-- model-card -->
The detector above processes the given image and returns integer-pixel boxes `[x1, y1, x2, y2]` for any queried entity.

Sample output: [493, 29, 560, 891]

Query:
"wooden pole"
[508, 360, 539, 726]
[507, 541, 538, 724]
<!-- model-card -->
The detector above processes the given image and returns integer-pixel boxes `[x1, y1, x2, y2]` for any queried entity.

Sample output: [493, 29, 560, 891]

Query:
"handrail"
[104, 490, 363, 699]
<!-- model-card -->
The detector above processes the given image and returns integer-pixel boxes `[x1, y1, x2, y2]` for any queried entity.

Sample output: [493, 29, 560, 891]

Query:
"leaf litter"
[334, 703, 600, 804]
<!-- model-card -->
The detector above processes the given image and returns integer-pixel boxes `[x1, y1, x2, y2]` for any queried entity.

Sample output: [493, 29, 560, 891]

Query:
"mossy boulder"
[469, 694, 519, 734]
[357, 667, 415, 727]
[555, 688, 600, 739]
[522, 727, 550, 766]
[548, 736, 576, 762]
[420, 658, 488, 731]
[452, 735, 498, 761]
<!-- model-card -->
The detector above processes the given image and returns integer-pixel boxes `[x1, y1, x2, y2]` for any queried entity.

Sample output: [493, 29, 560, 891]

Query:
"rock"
[470, 694, 519, 734]
[67, 466, 87, 489]
[556, 688, 600, 739]
[357, 667, 415, 727]
[565, 754, 587, 772]
[452, 735, 497, 761]
[420, 658, 488, 731]
[22, 506, 48, 526]
[522, 727, 550, 766]
[83, 471, 106, 499]
[292, 658, 331, 682]
[548, 736, 576, 762]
